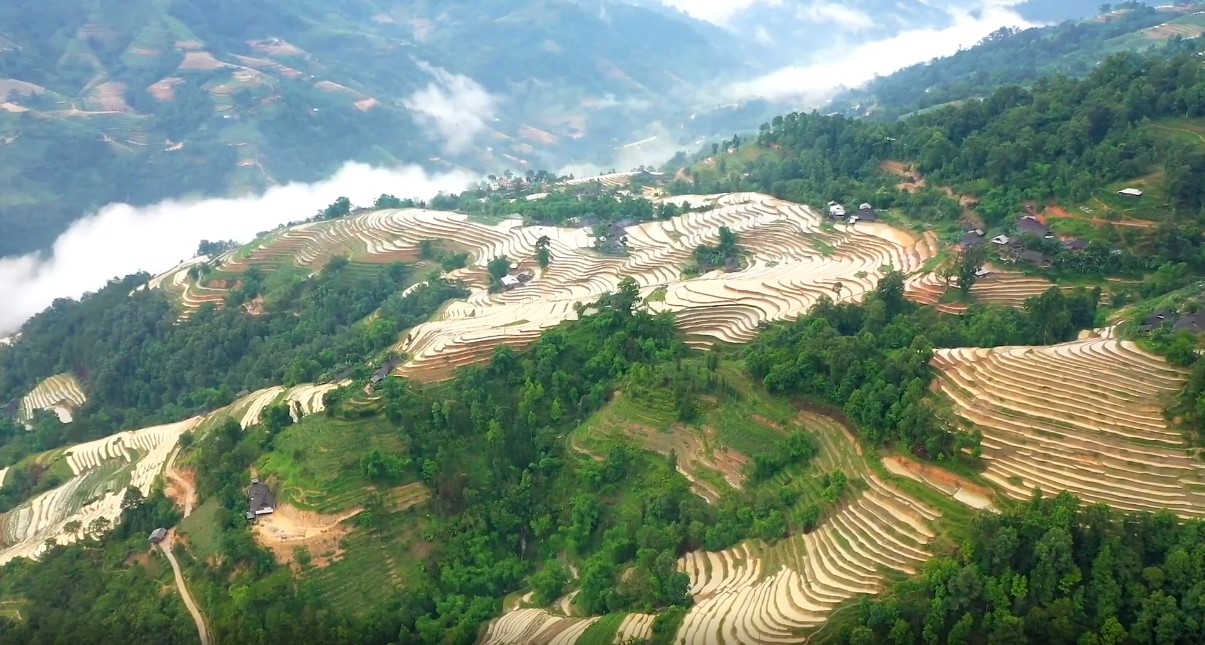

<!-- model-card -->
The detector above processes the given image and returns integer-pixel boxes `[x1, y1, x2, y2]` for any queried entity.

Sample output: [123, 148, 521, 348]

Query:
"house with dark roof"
[1062, 237, 1089, 251]
[857, 204, 877, 221]
[1016, 249, 1053, 268]
[1017, 215, 1051, 238]
[1138, 308, 1174, 332]
[959, 231, 986, 247]
[149, 527, 167, 544]
[248, 479, 275, 517]
[1174, 311, 1205, 334]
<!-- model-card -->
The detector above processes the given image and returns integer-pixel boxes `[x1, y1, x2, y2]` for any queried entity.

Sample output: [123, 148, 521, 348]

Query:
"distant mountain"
[0, 0, 756, 257]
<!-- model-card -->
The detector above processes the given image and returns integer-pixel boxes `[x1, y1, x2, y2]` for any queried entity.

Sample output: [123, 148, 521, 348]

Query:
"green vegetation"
[693, 225, 741, 271]
[0, 260, 465, 453]
[831, 492, 1205, 645]
[746, 272, 1100, 457]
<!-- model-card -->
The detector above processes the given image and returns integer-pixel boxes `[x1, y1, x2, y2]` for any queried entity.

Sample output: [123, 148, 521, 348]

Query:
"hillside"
[11, 16, 1205, 645]
[0, 0, 753, 257]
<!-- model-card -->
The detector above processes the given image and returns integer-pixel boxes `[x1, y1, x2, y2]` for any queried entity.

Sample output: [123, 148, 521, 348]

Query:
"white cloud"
[404, 62, 499, 155]
[723, 5, 1032, 104]
[0, 163, 475, 333]
[797, 3, 873, 31]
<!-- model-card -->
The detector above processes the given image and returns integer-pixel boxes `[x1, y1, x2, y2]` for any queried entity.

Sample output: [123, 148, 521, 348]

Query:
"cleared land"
[20, 373, 87, 423]
[906, 270, 1071, 312]
[932, 337, 1205, 517]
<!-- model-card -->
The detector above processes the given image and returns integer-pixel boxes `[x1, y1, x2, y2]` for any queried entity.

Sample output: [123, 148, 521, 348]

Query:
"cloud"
[0, 163, 475, 334]
[723, 5, 1033, 104]
[404, 63, 499, 155]
[797, 2, 873, 31]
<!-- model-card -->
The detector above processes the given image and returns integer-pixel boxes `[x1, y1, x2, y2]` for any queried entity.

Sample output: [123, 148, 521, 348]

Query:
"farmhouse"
[248, 479, 275, 518]
[1175, 311, 1205, 334]
[959, 230, 986, 247]
[148, 527, 167, 544]
[827, 202, 846, 219]
[1062, 237, 1089, 251]
[991, 234, 1010, 245]
[500, 275, 522, 289]
[1017, 215, 1051, 238]
[1118, 188, 1144, 197]
[1016, 249, 1053, 268]
[857, 203, 877, 221]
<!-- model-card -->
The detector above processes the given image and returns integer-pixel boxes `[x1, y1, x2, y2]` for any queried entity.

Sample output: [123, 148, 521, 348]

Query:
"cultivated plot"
[932, 337, 1205, 517]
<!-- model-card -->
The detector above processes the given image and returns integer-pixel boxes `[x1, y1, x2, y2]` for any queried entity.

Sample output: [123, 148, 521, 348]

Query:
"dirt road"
[162, 446, 210, 645]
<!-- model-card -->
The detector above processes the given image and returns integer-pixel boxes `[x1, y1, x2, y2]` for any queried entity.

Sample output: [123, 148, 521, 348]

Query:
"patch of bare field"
[179, 51, 229, 71]
[249, 38, 305, 57]
[129, 47, 160, 56]
[883, 455, 996, 511]
[253, 503, 361, 569]
[85, 81, 130, 112]
[932, 338, 1205, 517]
[0, 102, 28, 113]
[355, 97, 378, 111]
[174, 40, 203, 50]
[148, 77, 184, 101]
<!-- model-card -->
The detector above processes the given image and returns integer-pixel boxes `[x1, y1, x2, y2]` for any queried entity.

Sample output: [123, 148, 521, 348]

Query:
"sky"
[0, 163, 475, 333]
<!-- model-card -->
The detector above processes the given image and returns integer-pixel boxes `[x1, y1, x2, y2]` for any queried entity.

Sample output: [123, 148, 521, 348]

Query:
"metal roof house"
[1118, 188, 1143, 197]
[249, 480, 275, 517]
[149, 527, 167, 544]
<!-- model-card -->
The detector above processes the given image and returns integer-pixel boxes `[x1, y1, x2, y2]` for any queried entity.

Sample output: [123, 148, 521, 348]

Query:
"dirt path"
[1044, 204, 1156, 229]
[161, 532, 211, 645]
[165, 447, 196, 516]
[881, 159, 984, 229]
[162, 446, 209, 645]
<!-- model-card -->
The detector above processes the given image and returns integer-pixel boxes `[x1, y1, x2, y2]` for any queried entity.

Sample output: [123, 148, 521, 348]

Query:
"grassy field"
[178, 498, 223, 561]
[302, 512, 430, 616]
[575, 613, 625, 645]
[256, 414, 407, 514]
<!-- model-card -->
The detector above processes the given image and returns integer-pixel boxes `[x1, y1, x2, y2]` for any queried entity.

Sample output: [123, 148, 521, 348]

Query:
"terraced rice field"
[0, 418, 198, 565]
[388, 193, 937, 381]
[157, 193, 936, 376]
[481, 410, 941, 644]
[905, 270, 1064, 312]
[932, 337, 1205, 517]
[0, 381, 342, 564]
[20, 374, 87, 423]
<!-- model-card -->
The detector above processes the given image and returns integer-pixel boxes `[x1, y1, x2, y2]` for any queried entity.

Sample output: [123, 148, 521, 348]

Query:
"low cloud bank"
[724, 5, 1034, 105]
[404, 62, 499, 155]
[0, 163, 475, 333]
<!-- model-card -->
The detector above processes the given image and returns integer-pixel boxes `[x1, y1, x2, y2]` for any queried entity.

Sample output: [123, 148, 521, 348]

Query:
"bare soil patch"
[87, 82, 130, 112]
[179, 51, 228, 70]
[253, 503, 361, 570]
[175, 40, 203, 51]
[355, 97, 379, 111]
[129, 47, 160, 56]
[148, 77, 184, 101]
[883, 455, 996, 510]
[249, 38, 305, 57]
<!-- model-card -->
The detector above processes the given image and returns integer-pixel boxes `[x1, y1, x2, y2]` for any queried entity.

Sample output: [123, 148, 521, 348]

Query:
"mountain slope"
[0, 0, 752, 258]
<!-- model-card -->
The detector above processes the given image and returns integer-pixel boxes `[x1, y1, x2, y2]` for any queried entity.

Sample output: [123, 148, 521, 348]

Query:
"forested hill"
[0, 0, 753, 257]
[681, 33, 1205, 273]
[832, 3, 1202, 119]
